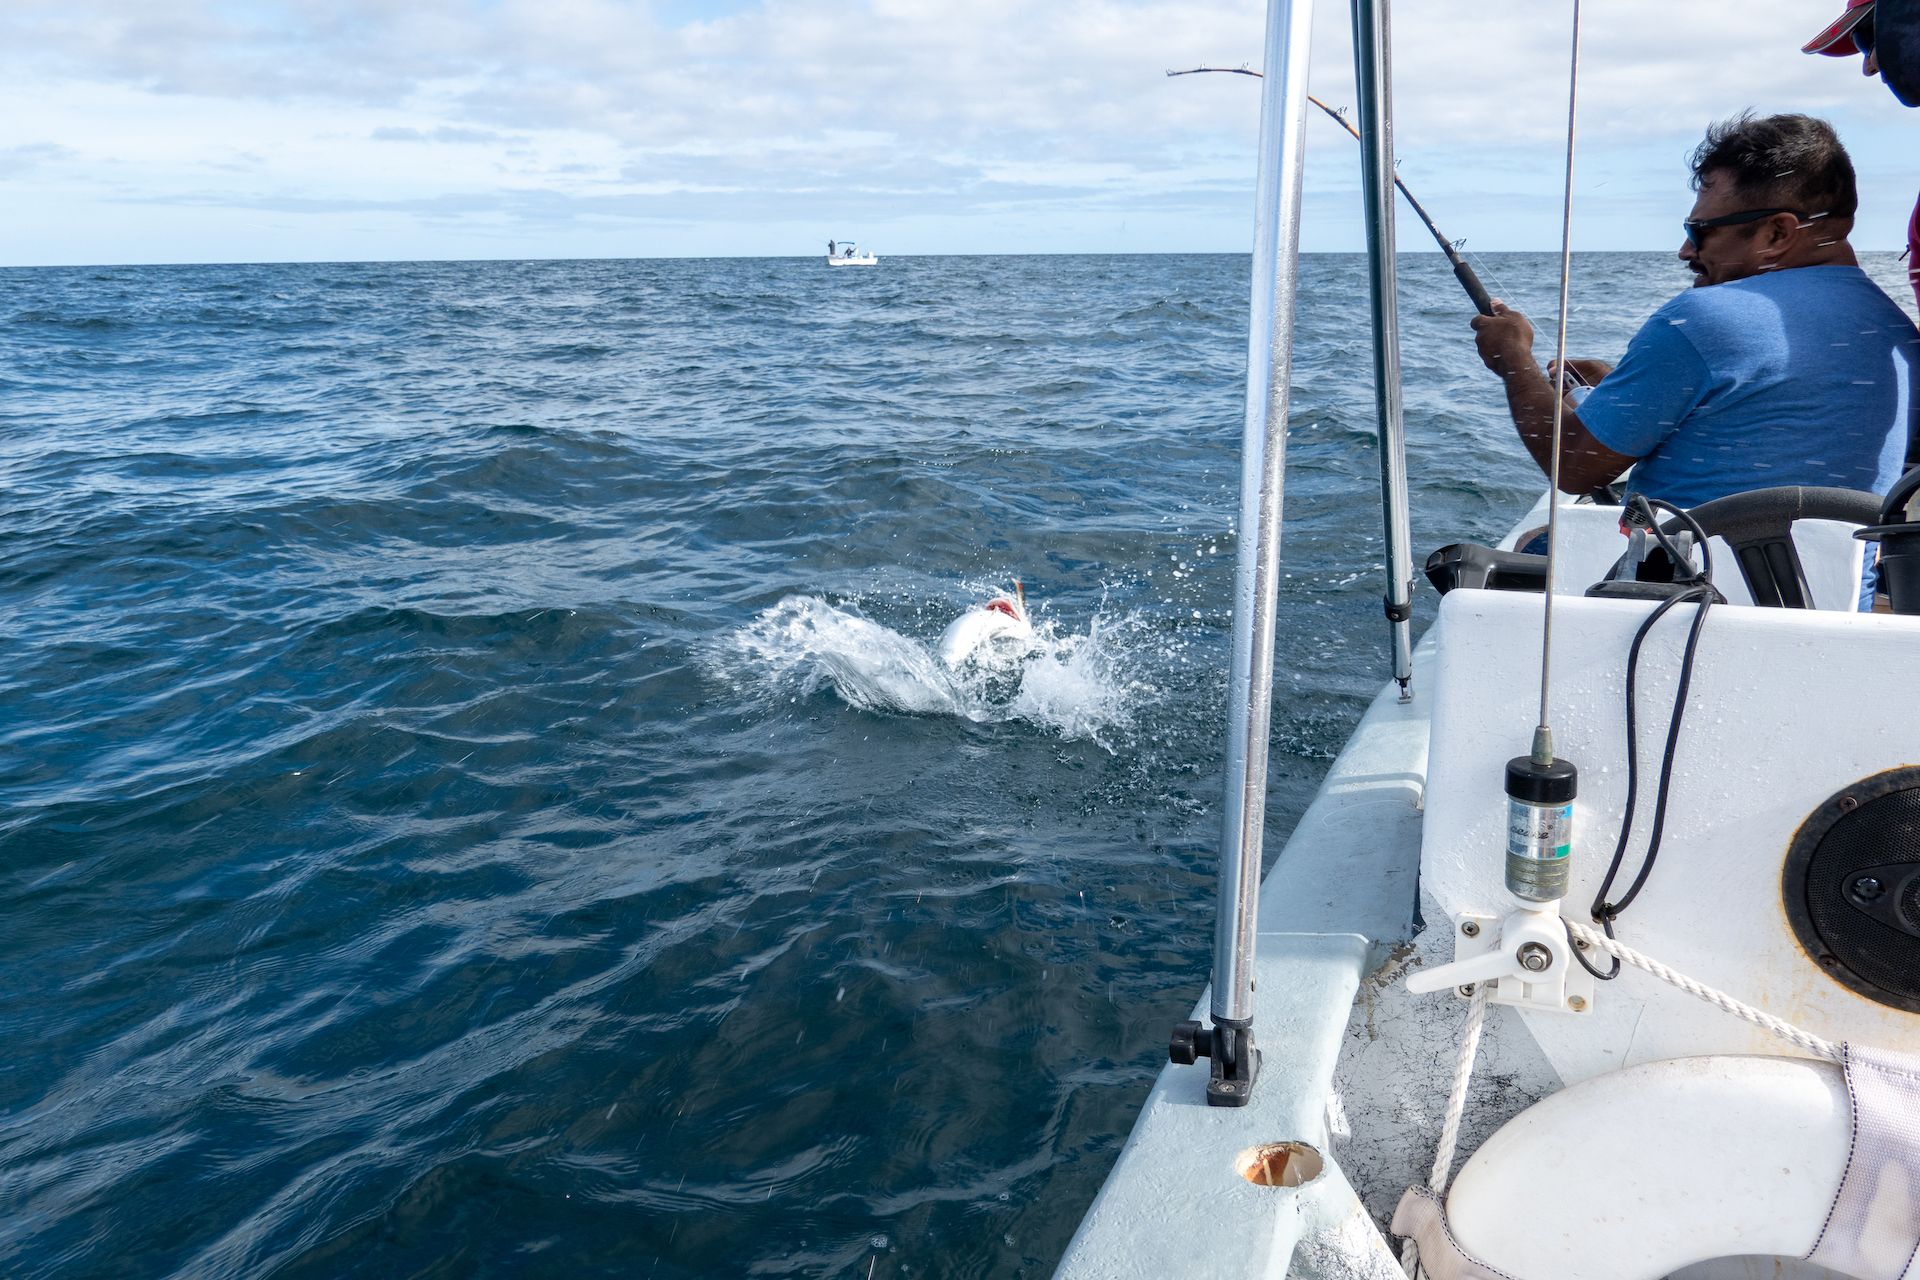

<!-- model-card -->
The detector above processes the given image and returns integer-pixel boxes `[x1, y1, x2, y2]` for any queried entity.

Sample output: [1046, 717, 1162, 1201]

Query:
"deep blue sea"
[3, 251, 1913, 1278]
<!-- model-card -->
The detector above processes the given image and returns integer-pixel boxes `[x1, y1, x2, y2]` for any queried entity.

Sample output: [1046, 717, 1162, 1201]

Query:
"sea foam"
[721, 593, 1138, 748]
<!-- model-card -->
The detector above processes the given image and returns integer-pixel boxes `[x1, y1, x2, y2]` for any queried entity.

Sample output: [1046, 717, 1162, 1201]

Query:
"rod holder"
[1170, 1019, 1262, 1107]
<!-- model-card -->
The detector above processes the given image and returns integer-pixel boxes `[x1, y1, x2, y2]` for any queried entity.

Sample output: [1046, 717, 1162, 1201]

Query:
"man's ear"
[1757, 213, 1799, 257]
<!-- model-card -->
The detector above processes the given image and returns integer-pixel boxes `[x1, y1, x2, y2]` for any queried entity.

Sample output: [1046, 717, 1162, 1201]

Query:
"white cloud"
[0, 142, 77, 178]
[370, 125, 521, 144]
[1, 0, 1914, 263]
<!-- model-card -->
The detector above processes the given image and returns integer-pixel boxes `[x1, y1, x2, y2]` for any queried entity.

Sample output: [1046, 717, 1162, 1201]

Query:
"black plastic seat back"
[1670, 486, 1883, 609]
[1856, 466, 1920, 616]
[1425, 543, 1549, 596]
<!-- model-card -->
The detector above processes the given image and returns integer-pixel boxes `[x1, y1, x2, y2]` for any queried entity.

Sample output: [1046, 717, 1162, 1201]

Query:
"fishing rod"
[1173, 65, 1611, 509]
[1167, 67, 1494, 315]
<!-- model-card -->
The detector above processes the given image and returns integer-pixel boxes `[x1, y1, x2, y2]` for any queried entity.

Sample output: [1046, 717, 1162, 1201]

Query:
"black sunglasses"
[1682, 207, 1810, 245]
[1857, 12, 1877, 56]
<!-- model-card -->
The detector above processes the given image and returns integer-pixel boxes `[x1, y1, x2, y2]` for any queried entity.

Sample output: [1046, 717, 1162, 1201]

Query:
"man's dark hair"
[1689, 112, 1858, 220]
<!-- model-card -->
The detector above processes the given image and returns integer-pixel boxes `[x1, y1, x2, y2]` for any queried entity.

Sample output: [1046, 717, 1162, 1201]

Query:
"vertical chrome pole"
[1200, 0, 1315, 1107]
[1352, 0, 1415, 701]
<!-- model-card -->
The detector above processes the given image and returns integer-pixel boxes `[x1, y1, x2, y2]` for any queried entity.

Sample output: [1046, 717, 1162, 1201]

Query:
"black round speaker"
[1782, 767, 1920, 1014]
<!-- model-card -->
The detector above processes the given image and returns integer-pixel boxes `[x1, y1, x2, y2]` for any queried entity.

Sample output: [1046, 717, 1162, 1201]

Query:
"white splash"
[727, 596, 962, 718]
[721, 593, 1139, 747]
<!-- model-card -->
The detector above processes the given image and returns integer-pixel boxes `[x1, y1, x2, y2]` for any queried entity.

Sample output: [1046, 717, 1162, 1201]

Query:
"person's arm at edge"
[1472, 300, 1638, 494]
[1496, 358, 1638, 493]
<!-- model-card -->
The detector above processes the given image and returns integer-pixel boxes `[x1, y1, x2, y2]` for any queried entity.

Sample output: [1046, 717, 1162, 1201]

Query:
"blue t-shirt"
[1581, 265, 1919, 508]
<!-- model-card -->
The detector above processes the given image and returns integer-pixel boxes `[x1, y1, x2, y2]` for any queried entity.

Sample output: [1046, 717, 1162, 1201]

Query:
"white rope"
[1428, 982, 1490, 1190]
[1564, 918, 1841, 1062]
[1401, 982, 1490, 1276]
[1399, 1222, 1422, 1273]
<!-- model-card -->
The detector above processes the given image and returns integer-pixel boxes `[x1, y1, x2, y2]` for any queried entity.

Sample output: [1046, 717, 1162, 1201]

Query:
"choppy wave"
[720, 593, 1141, 747]
[8, 250, 1904, 1279]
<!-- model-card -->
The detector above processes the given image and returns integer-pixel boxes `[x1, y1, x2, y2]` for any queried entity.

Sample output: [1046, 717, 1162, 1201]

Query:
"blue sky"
[2, 0, 1915, 266]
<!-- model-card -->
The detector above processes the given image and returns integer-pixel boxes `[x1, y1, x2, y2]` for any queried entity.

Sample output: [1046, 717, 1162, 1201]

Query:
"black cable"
[1625, 493, 1716, 586]
[1578, 591, 1701, 979]
[1575, 497, 1720, 981]
[1601, 586, 1714, 916]
[1569, 913, 1620, 980]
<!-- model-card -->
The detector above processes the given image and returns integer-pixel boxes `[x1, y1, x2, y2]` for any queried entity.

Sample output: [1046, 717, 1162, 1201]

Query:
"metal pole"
[1352, 0, 1415, 701]
[1204, 0, 1315, 1100]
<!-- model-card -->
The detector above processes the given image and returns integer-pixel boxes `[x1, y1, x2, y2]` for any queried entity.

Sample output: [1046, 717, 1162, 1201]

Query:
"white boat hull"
[826, 255, 878, 266]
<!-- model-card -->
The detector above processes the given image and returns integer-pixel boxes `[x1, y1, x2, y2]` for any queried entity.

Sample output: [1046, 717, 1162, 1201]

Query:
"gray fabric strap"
[1806, 1044, 1920, 1280]
[1391, 1186, 1524, 1280]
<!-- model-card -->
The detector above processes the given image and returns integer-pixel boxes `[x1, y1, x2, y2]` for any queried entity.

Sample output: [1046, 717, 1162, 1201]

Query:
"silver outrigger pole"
[1169, 3, 1469, 702]
[1352, 0, 1416, 700]
[1168, 0, 1316, 1108]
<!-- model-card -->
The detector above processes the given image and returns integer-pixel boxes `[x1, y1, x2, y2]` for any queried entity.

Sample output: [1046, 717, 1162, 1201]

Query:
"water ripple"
[5, 251, 1909, 1278]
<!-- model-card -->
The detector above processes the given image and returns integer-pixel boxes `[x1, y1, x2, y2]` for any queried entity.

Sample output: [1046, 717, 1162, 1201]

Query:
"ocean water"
[3, 250, 1912, 1278]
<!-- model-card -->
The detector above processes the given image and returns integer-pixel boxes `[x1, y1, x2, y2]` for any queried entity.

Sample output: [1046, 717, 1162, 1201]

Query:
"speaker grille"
[1782, 767, 1920, 1014]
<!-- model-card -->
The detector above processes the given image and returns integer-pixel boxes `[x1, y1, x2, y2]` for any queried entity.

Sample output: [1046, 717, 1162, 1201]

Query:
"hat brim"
[1803, 4, 1872, 56]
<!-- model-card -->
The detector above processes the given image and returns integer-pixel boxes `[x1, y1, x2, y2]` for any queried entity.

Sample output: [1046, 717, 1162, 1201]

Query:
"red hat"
[1803, 0, 1874, 56]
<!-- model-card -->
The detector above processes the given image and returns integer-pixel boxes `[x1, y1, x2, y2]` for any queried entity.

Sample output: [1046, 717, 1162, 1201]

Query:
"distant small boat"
[825, 239, 878, 267]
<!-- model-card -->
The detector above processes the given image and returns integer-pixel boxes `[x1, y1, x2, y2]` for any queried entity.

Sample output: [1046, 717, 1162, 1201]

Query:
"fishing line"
[1167, 66, 1590, 390]
[1460, 247, 1510, 296]
[1300, 94, 1496, 316]
[1460, 249, 1528, 322]
[1167, 67, 1495, 317]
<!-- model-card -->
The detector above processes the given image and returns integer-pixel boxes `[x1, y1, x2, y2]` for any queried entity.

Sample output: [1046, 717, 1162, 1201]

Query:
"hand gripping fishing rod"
[1167, 68, 1495, 316]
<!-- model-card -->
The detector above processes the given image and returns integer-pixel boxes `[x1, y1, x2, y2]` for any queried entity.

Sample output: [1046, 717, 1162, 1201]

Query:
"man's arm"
[1472, 302, 1638, 494]
[1494, 357, 1639, 494]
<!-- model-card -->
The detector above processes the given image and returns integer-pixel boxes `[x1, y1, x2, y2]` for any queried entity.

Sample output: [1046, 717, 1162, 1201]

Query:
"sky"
[2, 0, 1916, 265]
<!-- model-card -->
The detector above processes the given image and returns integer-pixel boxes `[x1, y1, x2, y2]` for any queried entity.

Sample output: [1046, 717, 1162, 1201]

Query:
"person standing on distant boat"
[828, 240, 836, 256]
[1803, 0, 1920, 310]
[1470, 113, 1919, 516]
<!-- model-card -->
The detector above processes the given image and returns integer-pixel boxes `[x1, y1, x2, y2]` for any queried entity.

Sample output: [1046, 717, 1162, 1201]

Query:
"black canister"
[1857, 466, 1920, 616]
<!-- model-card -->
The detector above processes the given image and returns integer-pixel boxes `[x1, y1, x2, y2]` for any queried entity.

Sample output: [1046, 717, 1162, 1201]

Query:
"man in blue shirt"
[1470, 113, 1919, 515]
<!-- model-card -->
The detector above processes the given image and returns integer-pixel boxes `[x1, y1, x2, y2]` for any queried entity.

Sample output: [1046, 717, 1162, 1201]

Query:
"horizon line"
[16, 246, 1919, 271]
